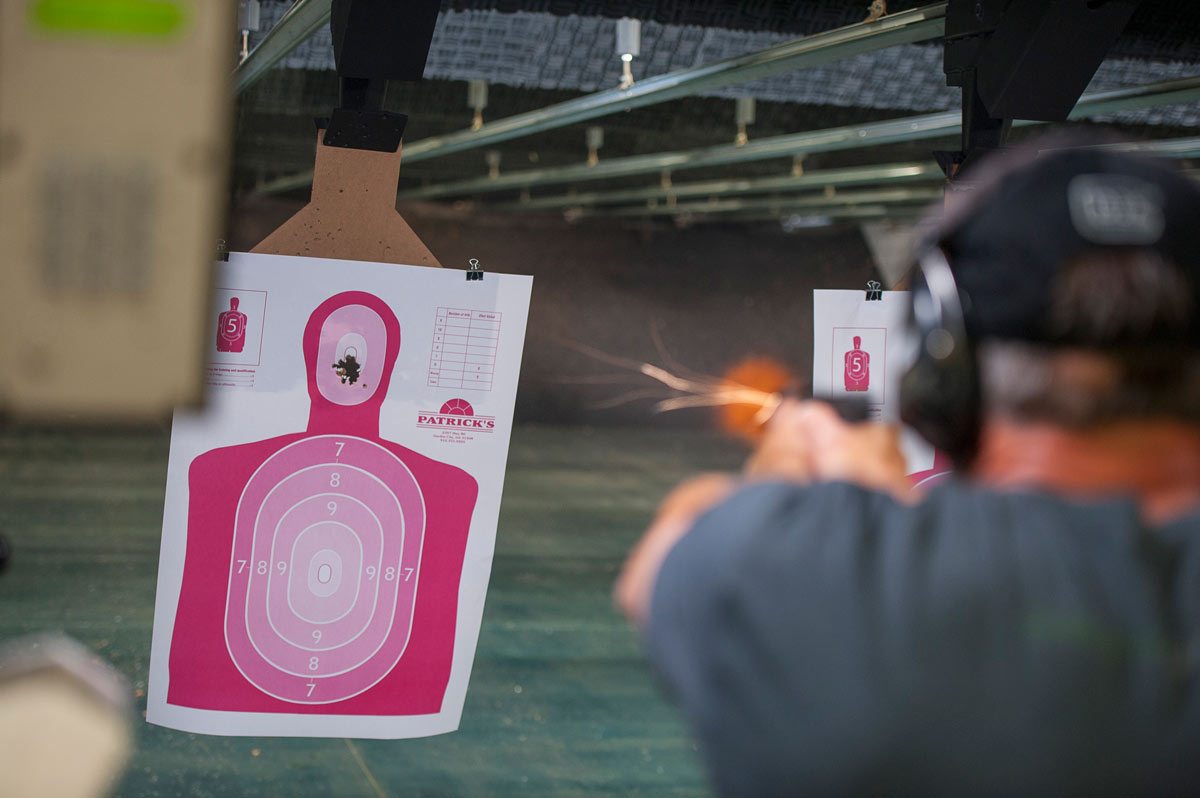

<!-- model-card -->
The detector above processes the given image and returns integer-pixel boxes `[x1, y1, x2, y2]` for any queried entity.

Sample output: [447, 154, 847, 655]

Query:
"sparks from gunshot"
[554, 327, 795, 433]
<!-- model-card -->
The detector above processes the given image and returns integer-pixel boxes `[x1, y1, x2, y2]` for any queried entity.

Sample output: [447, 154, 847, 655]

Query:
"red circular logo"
[439, 398, 474, 416]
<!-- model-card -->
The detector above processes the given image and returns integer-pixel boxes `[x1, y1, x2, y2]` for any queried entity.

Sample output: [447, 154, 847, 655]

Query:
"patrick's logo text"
[417, 398, 496, 432]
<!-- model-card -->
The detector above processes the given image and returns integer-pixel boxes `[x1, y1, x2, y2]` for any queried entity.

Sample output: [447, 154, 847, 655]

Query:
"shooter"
[618, 142, 1200, 796]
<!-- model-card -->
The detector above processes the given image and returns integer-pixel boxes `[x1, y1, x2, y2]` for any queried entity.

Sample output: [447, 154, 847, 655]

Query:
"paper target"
[148, 257, 532, 739]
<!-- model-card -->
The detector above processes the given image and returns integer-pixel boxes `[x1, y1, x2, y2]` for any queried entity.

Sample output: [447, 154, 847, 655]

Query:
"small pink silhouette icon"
[216, 297, 248, 353]
[843, 335, 870, 392]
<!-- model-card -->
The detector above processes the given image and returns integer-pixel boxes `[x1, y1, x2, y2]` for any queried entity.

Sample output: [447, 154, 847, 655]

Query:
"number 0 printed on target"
[148, 253, 532, 738]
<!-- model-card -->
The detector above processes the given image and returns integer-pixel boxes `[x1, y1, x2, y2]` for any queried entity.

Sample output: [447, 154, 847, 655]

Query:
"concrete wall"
[231, 198, 882, 427]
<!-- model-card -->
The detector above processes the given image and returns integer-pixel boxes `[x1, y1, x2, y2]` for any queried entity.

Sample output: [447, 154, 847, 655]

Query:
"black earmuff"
[898, 244, 982, 468]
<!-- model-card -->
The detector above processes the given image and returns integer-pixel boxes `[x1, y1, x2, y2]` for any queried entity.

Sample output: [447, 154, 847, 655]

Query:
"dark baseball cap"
[936, 146, 1200, 348]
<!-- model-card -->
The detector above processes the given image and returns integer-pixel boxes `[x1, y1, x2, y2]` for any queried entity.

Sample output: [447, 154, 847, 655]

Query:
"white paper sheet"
[148, 253, 532, 738]
[812, 289, 934, 476]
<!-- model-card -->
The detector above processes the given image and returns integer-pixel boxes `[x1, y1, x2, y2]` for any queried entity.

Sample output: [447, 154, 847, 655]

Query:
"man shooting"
[617, 144, 1200, 796]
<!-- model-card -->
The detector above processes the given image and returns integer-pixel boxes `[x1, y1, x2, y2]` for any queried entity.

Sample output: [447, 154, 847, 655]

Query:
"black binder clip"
[865, 280, 883, 301]
[466, 258, 485, 282]
[216, 238, 230, 262]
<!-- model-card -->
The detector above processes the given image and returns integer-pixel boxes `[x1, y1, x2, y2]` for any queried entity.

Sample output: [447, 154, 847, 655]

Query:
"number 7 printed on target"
[167, 291, 478, 722]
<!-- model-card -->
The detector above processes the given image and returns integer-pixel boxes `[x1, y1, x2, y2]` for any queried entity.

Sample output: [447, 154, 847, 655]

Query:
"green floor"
[0, 424, 745, 797]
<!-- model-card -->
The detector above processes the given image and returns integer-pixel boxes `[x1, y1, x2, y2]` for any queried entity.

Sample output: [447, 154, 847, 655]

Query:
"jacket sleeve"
[645, 480, 909, 796]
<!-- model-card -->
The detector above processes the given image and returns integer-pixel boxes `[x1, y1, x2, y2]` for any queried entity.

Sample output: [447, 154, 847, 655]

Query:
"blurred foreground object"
[0, 1, 232, 419]
[0, 634, 133, 798]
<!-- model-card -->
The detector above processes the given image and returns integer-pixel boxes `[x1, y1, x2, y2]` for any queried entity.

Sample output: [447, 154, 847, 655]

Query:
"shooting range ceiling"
[235, 0, 1200, 225]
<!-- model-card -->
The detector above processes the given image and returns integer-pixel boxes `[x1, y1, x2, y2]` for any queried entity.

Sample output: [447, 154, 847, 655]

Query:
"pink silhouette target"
[169, 291, 479, 714]
[217, 297, 248, 353]
[843, 335, 870, 392]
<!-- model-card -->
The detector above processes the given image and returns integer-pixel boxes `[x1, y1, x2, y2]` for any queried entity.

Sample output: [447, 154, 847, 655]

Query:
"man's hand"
[746, 400, 912, 499]
[617, 401, 913, 627]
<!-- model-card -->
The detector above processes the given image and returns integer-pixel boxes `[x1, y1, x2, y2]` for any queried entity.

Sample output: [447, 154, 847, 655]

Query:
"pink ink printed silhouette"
[439, 398, 473, 416]
[909, 450, 953, 489]
[217, 297, 248, 353]
[843, 335, 870, 392]
[169, 291, 478, 714]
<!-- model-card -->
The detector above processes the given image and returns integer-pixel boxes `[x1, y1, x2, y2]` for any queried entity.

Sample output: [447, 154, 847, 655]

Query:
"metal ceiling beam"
[1087, 136, 1200, 158]
[687, 164, 1200, 225]
[655, 207, 893, 227]
[255, 3, 948, 194]
[395, 76, 1200, 201]
[507, 135, 1200, 211]
[504, 162, 944, 210]
[587, 186, 944, 218]
[400, 4, 947, 162]
[234, 0, 332, 95]
[660, 160, 1200, 225]
[701, 205, 922, 224]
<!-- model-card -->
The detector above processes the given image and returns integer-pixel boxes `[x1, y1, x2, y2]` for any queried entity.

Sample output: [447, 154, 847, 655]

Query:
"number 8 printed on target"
[168, 291, 479, 714]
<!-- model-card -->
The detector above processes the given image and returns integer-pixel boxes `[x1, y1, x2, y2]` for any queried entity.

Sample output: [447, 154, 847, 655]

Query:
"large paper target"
[160, 285, 494, 735]
[225, 434, 426, 704]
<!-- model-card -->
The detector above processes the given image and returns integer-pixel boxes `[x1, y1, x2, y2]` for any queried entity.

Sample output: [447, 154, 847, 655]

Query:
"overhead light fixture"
[586, 126, 604, 167]
[468, 80, 488, 131]
[735, 97, 756, 146]
[616, 17, 641, 90]
[237, 0, 261, 63]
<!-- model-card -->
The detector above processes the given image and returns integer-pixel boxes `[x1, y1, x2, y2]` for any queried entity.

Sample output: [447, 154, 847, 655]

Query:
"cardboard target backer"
[148, 253, 531, 738]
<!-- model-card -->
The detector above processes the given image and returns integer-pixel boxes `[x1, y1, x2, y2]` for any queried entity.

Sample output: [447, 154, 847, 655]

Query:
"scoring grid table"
[427, 308, 501, 391]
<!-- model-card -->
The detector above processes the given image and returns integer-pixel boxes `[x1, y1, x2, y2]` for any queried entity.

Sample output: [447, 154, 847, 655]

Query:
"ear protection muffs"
[896, 152, 1028, 470]
[898, 243, 982, 468]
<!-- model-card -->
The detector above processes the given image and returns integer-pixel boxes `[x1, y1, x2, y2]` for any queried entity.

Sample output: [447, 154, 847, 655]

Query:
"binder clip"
[466, 258, 485, 282]
[216, 238, 230, 262]
[865, 280, 883, 301]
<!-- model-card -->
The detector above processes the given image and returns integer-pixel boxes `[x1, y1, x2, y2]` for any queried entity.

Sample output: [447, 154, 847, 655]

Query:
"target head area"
[318, 306, 386, 405]
[305, 292, 401, 409]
